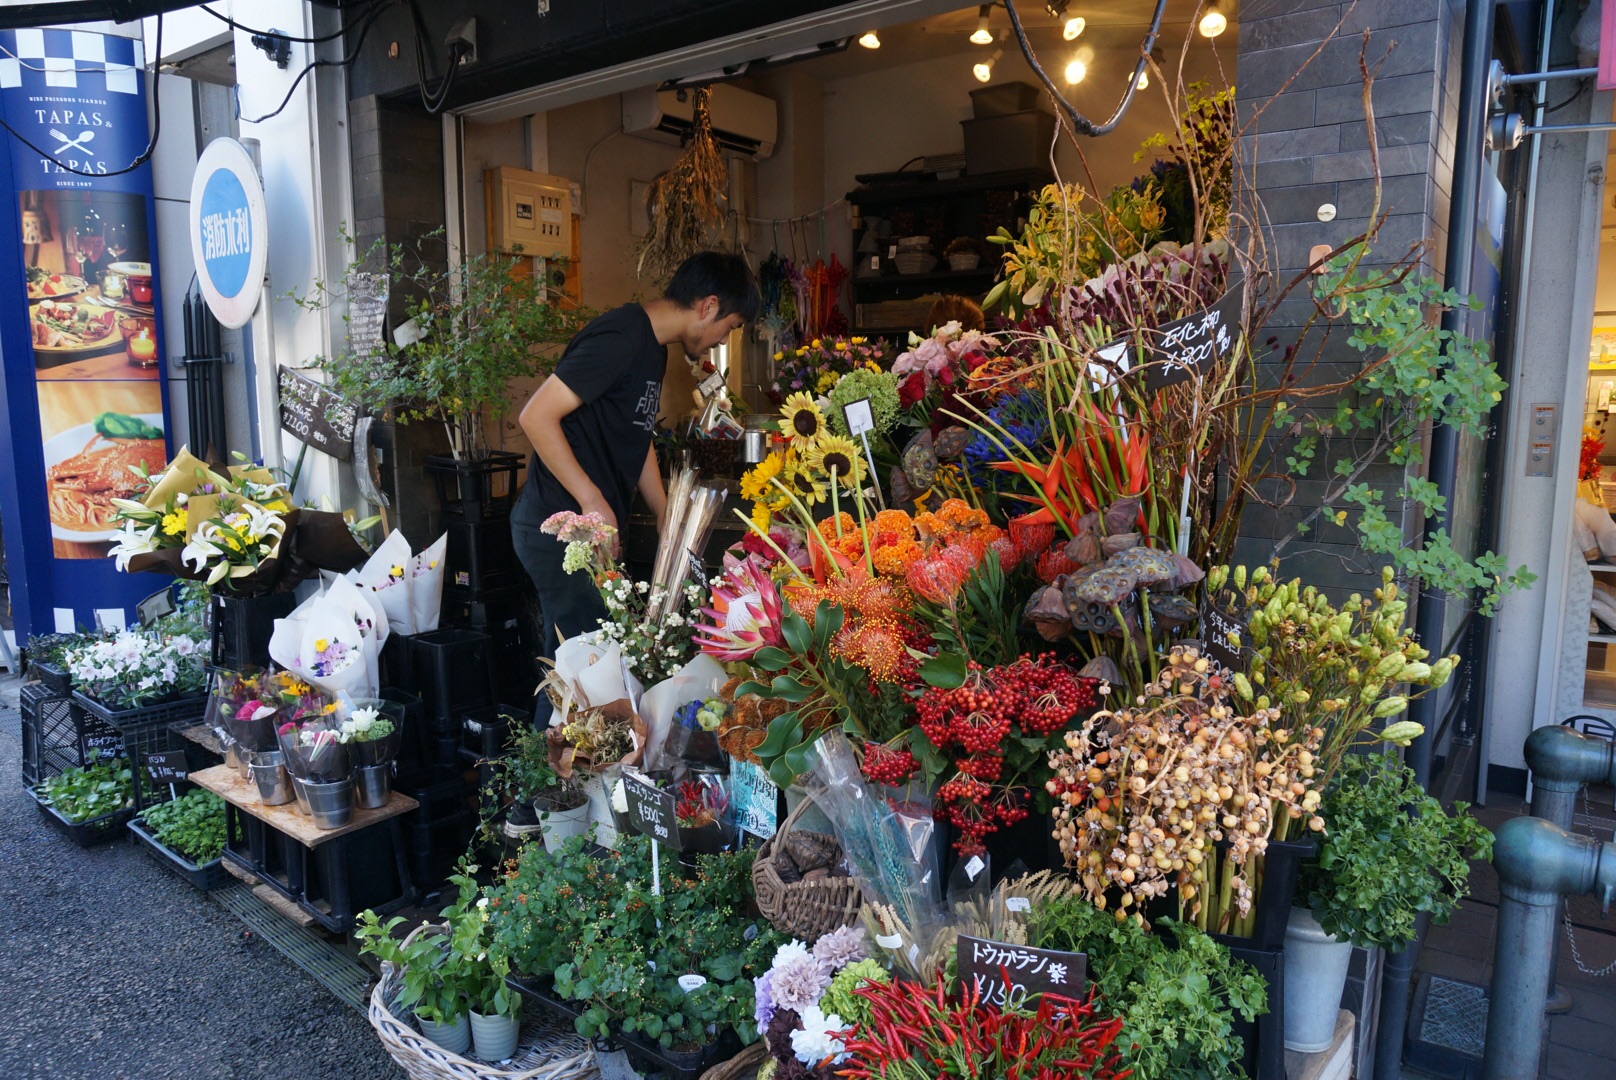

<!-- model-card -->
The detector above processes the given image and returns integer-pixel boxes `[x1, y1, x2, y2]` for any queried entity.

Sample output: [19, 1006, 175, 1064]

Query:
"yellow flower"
[315, 638, 329, 652]
[806, 433, 866, 491]
[782, 460, 828, 507]
[851, 336, 867, 344]
[264, 500, 290, 513]
[390, 564, 405, 577]
[160, 508, 187, 537]
[866, 361, 881, 373]
[815, 372, 837, 394]
[778, 393, 825, 452]
[740, 452, 785, 502]
[834, 341, 847, 350]
[811, 338, 822, 348]
[749, 500, 772, 532]
[773, 351, 784, 361]
[322, 702, 338, 714]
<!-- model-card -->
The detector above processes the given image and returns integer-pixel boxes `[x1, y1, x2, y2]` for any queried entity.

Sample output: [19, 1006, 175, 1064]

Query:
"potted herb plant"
[32, 752, 137, 845]
[1284, 751, 1492, 1053]
[441, 872, 524, 1062]
[357, 913, 474, 1055]
[129, 789, 227, 888]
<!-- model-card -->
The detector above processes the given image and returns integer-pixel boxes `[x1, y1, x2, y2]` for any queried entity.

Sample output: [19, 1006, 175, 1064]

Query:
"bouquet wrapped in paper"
[348, 529, 447, 636]
[110, 447, 369, 596]
[335, 695, 404, 768]
[279, 719, 352, 783]
[543, 636, 644, 729]
[639, 653, 727, 772]
[268, 581, 383, 699]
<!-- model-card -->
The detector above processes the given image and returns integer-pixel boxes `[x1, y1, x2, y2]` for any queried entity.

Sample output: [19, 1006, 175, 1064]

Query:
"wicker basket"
[752, 797, 862, 942]
[700, 1042, 766, 1080]
[369, 924, 598, 1080]
[893, 252, 937, 275]
[947, 252, 981, 271]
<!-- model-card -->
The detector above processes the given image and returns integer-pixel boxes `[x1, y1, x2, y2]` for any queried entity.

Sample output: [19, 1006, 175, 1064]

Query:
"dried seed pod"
[783, 830, 840, 872]
[1104, 497, 1142, 536]
[1149, 592, 1200, 627]
[1025, 583, 1075, 642]
[1077, 655, 1121, 684]
[1169, 553, 1206, 590]
[889, 466, 916, 506]
[1065, 529, 1104, 566]
[1101, 532, 1141, 557]
[1075, 566, 1139, 605]
[901, 433, 938, 490]
[933, 425, 971, 460]
[1112, 546, 1177, 587]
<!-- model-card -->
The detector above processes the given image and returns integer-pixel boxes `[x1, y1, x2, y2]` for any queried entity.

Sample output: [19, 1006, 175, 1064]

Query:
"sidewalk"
[1408, 793, 1616, 1080]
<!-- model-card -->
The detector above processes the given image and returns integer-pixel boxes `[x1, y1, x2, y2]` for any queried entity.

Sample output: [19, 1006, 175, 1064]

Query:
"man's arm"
[638, 445, 667, 533]
[520, 375, 616, 529]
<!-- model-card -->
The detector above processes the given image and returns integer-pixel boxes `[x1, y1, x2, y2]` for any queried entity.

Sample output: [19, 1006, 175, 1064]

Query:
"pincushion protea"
[694, 557, 785, 661]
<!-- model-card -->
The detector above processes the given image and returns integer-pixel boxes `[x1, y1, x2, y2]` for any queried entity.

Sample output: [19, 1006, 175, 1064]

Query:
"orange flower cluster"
[915, 498, 1002, 553]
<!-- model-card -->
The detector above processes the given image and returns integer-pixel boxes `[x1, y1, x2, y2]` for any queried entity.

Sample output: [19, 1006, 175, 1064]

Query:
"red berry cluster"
[916, 655, 1097, 856]
[861, 742, 920, 786]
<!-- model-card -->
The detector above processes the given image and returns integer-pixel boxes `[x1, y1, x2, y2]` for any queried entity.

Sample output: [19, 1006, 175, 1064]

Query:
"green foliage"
[1136, 82, 1235, 243]
[913, 549, 1020, 668]
[985, 183, 1166, 313]
[820, 958, 890, 1028]
[26, 631, 89, 669]
[1301, 752, 1493, 951]
[36, 753, 134, 823]
[496, 717, 582, 809]
[1280, 246, 1534, 613]
[483, 835, 780, 1050]
[294, 229, 591, 460]
[1033, 897, 1266, 1080]
[826, 369, 902, 437]
[139, 789, 226, 864]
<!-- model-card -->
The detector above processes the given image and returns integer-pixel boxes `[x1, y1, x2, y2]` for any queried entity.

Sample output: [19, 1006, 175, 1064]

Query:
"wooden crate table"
[191, 765, 420, 933]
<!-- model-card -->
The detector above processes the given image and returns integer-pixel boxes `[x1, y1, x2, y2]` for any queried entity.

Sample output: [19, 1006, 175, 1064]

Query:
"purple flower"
[753, 966, 777, 1032]
[770, 955, 831, 1014]
[811, 925, 867, 971]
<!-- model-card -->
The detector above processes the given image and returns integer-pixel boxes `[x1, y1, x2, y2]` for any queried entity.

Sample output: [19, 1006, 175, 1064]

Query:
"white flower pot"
[1283, 906, 1354, 1053]
[536, 799, 591, 853]
[416, 1010, 470, 1055]
[470, 1008, 521, 1062]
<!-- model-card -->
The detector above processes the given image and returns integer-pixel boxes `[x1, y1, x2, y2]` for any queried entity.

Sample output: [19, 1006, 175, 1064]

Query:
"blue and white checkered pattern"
[0, 29, 144, 95]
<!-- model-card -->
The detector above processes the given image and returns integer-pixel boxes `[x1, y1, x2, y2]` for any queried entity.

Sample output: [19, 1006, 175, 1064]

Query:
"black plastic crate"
[380, 686, 429, 770]
[408, 628, 496, 725]
[128, 817, 229, 890]
[29, 786, 134, 848]
[73, 691, 202, 813]
[21, 683, 81, 785]
[444, 519, 520, 596]
[425, 451, 524, 522]
[441, 586, 523, 631]
[395, 764, 469, 822]
[430, 734, 462, 767]
[461, 703, 527, 760]
[31, 661, 72, 694]
[406, 809, 475, 889]
[211, 592, 296, 669]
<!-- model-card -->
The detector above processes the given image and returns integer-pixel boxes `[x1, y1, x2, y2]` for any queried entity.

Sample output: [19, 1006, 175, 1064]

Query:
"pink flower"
[539, 510, 613, 545]
[694, 557, 785, 662]
[237, 699, 264, 721]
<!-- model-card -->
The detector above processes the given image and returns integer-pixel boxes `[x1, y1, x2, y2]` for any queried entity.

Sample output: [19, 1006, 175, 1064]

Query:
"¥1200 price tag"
[143, 750, 190, 784]
[622, 771, 679, 845]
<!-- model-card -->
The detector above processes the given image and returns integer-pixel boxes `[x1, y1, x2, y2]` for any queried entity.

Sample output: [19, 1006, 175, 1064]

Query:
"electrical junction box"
[485, 166, 571, 257]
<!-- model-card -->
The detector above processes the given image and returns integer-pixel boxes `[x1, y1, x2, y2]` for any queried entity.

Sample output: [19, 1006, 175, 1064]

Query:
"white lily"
[181, 527, 225, 576]
[110, 521, 159, 571]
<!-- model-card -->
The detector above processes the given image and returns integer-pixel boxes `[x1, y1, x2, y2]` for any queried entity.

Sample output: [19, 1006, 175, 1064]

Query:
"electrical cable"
[0, 12, 162, 177]
[197, 1, 385, 44]
[406, 0, 463, 114]
[1002, 0, 1166, 138]
[236, 1, 390, 125]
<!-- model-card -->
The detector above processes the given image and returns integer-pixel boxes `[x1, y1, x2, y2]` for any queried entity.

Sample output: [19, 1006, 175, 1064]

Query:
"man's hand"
[578, 493, 622, 557]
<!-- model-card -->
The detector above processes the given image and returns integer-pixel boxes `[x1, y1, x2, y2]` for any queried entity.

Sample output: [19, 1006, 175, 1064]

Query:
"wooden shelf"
[851, 267, 996, 290]
[191, 764, 418, 848]
[1590, 633, 1616, 645]
[847, 167, 1054, 207]
[1590, 562, 1616, 573]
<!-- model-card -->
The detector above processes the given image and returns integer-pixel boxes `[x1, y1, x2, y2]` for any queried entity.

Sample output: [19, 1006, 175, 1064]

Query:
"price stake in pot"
[623, 771, 678, 846]
[1201, 594, 1250, 674]
[956, 935, 1087, 1009]
[143, 750, 189, 785]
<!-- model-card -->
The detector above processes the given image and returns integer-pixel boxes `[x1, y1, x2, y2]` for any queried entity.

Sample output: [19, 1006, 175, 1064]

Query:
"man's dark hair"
[664, 251, 760, 322]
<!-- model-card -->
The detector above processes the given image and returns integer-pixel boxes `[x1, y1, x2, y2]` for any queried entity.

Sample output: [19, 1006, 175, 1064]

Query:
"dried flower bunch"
[1047, 644, 1324, 931]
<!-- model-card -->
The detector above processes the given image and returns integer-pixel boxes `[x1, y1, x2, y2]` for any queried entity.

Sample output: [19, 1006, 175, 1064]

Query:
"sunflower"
[779, 392, 825, 450]
[740, 451, 785, 502]
[807, 433, 866, 491]
[782, 458, 828, 507]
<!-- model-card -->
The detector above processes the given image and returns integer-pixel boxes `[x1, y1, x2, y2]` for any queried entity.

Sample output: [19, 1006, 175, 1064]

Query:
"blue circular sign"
[189, 138, 268, 329]
[199, 168, 251, 298]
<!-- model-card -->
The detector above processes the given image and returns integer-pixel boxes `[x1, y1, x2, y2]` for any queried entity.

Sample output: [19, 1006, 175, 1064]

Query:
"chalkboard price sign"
[80, 722, 124, 759]
[956, 935, 1087, 1008]
[1202, 595, 1250, 674]
[143, 750, 189, 784]
[623, 772, 678, 846]
[278, 366, 357, 461]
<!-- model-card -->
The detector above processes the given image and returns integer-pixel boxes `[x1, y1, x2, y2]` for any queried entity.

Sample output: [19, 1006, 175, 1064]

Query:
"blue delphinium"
[962, 391, 1050, 488]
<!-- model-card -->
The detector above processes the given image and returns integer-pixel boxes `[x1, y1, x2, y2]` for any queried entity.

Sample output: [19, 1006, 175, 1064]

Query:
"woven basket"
[894, 252, 937, 275]
[947, 252, 981, 271]
[752, 797, 862, 942]
[700, 1042, 766, 1080]
[368, 924, 598, 1080]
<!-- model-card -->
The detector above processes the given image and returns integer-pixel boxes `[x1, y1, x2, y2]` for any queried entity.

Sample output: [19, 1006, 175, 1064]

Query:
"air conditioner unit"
[622, 84, 778, 159]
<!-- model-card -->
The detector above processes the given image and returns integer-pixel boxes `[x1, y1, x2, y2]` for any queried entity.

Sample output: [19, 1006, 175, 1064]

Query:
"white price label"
[1006, 897, 1031, 913]
[698, 371, 725, 397]
[843, 397, 875, 437]
[678, 974, 708, 992]
[887, 244, 898, 259]
[964, 855, 986, 881]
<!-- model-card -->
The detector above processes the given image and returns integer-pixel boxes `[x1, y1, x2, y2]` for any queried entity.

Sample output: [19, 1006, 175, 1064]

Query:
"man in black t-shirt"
[512, 251, 759, 663]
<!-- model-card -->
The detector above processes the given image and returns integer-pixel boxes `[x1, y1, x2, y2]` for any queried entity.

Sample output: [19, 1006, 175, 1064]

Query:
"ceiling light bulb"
[858, 30, 881, 48]
[1136, 69, 1149, 90]
[971, 6, 994, 45]
[1063, 16, 1086, 41]
[1064, 58, 1087, 84]
[1198, 3, 1227, 38]
[973, 51, 1000, 83]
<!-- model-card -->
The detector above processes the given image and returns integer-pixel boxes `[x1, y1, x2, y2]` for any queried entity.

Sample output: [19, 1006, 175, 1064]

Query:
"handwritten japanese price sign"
[1201, 593, 1250, 674]
[956, 935, 1087, 1007]
[622, 771, 679, 846]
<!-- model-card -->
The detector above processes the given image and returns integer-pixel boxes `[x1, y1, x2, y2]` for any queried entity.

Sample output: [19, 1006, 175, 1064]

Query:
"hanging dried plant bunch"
[636, 86, 728, 283]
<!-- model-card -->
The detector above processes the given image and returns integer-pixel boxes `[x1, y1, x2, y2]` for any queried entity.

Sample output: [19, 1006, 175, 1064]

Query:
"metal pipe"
[1502, 65, 1597, 84]
[1525, 725, 1616, 827]
[1377, 0, 1497, 1074]
[1524, 121, 1616, 134]
[1482, 816, 1616, 1079]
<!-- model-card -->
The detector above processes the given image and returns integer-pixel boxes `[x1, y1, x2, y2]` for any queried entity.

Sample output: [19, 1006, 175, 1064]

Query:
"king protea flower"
[694, 557, 785, 661]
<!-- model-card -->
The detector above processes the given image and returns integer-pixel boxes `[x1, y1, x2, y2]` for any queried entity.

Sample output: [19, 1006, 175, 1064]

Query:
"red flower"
[898, 371, 928, 408]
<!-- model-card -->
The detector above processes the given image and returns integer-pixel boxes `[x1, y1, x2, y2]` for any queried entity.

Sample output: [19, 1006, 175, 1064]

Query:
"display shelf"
[190, 764, 418, 847]
[1590, 562, 1616, 573]
[852, 267, 996, 288]
[846, 167, 1052, 207]
[1591, 633, 1616, 645]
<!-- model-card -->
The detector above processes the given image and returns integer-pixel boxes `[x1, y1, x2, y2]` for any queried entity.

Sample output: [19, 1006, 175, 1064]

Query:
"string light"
[1198, 1, 1227, 38]
[858, 30, 881, 48]
[973, 47, 1003, 83]
[1063, 16, 1086, 40]
[970, 5, 994, 45]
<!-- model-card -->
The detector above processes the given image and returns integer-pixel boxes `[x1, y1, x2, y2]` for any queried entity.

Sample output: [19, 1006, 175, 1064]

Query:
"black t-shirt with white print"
[513, 303, 665, 529]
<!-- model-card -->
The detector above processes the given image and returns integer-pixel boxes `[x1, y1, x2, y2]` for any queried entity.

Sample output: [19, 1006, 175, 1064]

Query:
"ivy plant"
[1299, 751, 1493, 951]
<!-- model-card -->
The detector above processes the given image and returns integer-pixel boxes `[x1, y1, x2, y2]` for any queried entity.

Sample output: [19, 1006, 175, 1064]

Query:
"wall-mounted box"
[484, 165, 571, 257]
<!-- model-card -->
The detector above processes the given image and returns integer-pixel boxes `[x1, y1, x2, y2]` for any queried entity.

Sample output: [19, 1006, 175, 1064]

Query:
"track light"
[970, 5, 994, 45]
[858, 30, 880, 48]
[1064, 57, 1086, 84]
[1198, 1, 1227, 38]
[973, 47, 1003, 83]
[1063, 16, 1085, 40]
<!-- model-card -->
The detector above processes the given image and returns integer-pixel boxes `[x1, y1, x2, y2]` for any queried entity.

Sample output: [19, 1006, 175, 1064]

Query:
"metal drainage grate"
[210, 883, 373, 1012]
[1417, 975, 1488, 1058]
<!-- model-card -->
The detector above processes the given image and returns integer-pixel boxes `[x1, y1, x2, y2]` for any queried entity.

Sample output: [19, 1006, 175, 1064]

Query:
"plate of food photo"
[26, 266, 88, 302]
[43, 411, 167, 542]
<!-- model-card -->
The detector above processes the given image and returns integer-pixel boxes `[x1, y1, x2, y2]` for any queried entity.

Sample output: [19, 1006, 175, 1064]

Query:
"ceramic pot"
[416, 1010, 470, 1055]
[1283, 906, 1353, 1053]
[536, 799, 590, 853]
[304, 778, 354, 830]
[470, 1008, 521, 1062]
